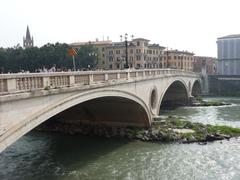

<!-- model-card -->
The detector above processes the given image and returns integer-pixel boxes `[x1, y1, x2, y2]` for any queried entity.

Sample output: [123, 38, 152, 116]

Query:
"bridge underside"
[160, 81, 188, 110]
[46, 96, 150, 127]
[192, 80, 202, 97]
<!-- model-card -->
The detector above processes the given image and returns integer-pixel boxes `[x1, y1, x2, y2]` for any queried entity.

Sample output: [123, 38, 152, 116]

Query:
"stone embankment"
[37, 117, 240, 145]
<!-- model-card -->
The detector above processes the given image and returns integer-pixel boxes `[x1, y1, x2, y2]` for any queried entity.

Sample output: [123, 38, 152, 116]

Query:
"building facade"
[105, 38, 165, 70]
[70, 38, 165, 70]
[164, 50, 195, 71]
[23, 26, 34, 48]
[194, 56, 216, 75]
[70, 39, 112, 69]
[217, 34, 240, 75]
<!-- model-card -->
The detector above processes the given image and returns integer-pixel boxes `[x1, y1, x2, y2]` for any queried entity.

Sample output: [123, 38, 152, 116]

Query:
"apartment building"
[164, 50, 194, 71]
[194, 56, 216, 75]
[70, 38, 165, 70]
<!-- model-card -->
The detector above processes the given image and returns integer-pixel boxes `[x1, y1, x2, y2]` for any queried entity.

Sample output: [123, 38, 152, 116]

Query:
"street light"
[120, 33, 133, 69]
[88, 52, 98, 70]
[165, 47, 169, 68]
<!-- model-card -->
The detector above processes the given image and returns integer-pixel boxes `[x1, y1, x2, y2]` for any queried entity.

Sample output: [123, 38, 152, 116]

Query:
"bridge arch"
[0, 90, 151, 152]
[191, 79, 202, 97]
[158, 79, 189, 114]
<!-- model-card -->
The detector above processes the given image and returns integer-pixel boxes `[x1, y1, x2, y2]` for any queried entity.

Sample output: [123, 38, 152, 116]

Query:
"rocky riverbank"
[189, 96, 231, 107]
[37, 117, 240, 144]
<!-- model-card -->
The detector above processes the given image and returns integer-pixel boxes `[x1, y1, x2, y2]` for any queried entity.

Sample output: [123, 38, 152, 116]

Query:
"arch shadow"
[192, 80, 202, 97]
[0, 90, 151, 153]
[158, 79, 189, 114]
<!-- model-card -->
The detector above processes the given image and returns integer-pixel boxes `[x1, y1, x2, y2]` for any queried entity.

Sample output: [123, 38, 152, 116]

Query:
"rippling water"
[1, 97, 240, 180]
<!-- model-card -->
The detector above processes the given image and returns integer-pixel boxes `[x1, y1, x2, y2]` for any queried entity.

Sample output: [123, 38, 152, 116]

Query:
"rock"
[206, 134, 225, 141]
[136, 134, 143, 139]
[172, 129, 195, 134]
[198, 142, 207, 145]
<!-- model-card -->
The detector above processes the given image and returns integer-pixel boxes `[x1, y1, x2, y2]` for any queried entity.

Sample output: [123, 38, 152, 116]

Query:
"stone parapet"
[0, 69, 200, 95]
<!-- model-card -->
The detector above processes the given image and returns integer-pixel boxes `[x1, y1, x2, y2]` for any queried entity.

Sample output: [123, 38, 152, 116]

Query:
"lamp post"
[88, 52, 98, 70]
[120, 33, 131, 69]
[166, 47, 169, 68]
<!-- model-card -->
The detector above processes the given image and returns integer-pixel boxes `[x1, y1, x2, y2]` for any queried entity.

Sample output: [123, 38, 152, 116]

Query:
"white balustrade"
[0, 69, 200, 95]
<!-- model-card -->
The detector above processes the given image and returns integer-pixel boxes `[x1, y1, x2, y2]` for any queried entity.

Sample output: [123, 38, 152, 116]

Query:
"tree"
[75, 45, 98, 70]
[0, 43, 100, 73]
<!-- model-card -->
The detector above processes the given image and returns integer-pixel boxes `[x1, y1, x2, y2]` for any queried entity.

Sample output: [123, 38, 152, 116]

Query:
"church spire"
[23, 25, 34, 48]
[26, 25, 31, 40]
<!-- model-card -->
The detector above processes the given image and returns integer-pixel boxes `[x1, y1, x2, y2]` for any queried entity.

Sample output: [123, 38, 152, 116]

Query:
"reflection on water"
[0, 97, 240, 180]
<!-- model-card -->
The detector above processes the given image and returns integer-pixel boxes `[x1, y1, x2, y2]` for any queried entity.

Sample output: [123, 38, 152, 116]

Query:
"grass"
[206, 125, 240, 136]
[152, 117, 240, 142]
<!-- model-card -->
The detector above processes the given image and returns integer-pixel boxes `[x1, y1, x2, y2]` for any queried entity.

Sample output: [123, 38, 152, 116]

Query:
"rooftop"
[70, 40, 112, 46]
[132, 38, 150, 42]
[218, 34, 240, 40]
[166, 49, 194, 55]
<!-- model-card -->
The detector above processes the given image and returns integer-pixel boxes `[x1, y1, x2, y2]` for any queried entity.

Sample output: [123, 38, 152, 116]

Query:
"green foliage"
[75, 45, 98, 70]
[206, 125, 240, 136]
[196, 96, 203, 101]
[0, 43, 98, 73]
[153, 117, 240, 142]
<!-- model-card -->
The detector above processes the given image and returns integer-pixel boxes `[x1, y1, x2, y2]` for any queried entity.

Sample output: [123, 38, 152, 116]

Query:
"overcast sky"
[1, 0, 240, 57]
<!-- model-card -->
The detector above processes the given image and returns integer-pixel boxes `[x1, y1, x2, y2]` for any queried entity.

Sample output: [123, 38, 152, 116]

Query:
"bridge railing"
[0, 69, 199, 95]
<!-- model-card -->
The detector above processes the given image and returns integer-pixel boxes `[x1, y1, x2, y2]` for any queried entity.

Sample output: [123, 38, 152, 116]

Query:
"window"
[102, 54, 105, 57]
[137, 41, 140, 46]
[102, 47, 105, 52]
[136, 49, 141, 53]
[109, 64, 112, 69]
[109, 57, 114, 62]
[109, 50, 113, 55]
[116, 50, 120, 54]
[130, 49, 134, 54]
[148, 50, 152, 54]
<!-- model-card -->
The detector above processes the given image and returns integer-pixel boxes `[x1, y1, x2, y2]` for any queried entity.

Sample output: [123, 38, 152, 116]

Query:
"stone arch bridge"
[0, 69, 201, 152]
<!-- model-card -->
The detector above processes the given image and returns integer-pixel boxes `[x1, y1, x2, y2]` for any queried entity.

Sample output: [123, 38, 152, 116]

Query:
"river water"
[1, 97, 240, 180]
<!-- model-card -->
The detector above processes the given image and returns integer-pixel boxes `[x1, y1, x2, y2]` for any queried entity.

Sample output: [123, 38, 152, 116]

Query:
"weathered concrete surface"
[0, 70, 201, 153]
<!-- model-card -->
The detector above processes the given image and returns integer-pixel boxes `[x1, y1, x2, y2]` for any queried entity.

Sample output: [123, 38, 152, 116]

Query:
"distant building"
[217, 34, 240, 75]
[23, 26, 34, 48]
[70, 39, 112, 69]
[70, 38, 165, 70]
[164, 50, 195, 71]
[194, 56, 216, 75]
